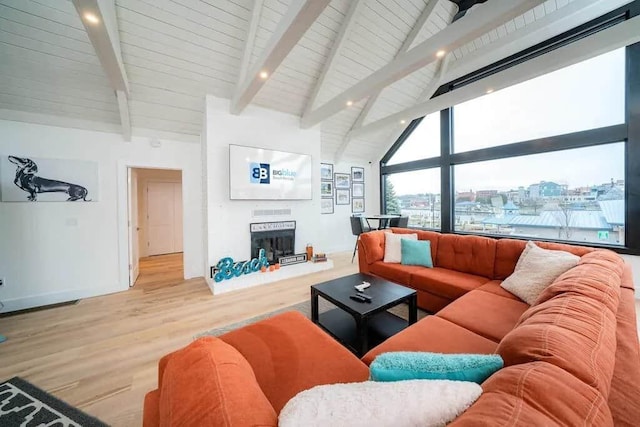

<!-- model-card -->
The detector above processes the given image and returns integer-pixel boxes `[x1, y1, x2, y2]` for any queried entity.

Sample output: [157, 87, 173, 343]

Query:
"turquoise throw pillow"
[370, 352, 503, 384]
[401, 239, 433, 268]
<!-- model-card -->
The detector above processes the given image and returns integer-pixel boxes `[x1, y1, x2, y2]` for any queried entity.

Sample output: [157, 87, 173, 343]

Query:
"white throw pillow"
[278, 380, 481, 427]
[500, 241, 580, 305]
[384, 233, 418, 263]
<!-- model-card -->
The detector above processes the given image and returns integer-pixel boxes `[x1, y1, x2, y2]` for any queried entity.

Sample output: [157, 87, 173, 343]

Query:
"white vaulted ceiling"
[0, 0, 634, 161]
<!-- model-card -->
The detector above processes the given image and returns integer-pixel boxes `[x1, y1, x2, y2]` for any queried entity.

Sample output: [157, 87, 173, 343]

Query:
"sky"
[386, 48, 626, 196]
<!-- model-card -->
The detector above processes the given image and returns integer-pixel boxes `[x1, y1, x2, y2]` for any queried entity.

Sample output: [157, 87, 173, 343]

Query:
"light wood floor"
[0, 252, 358, 426]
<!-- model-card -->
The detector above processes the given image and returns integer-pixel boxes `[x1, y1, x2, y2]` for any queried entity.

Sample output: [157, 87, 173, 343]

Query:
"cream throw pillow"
[384, 232, 418, 263]
[278, 380, 482, 427]
[500, 241, 580, 305]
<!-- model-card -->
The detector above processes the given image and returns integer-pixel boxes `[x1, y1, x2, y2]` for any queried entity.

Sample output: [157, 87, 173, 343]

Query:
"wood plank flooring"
[0, 252, 358, 426]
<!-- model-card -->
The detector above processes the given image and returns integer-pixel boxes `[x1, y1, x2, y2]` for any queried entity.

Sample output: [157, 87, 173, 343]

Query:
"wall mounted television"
[229, 144, 313, 200]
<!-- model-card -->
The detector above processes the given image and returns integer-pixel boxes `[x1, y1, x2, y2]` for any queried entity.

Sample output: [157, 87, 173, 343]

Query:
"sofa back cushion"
[448, 362, 613, 426]
[436, 234, 496, 278]
[159, 337, 277, 426]
[494, 238, 594, 280]
[497, 251, 623, 398]
[393, 228, 440, 260]
[359, 231, 386, 264]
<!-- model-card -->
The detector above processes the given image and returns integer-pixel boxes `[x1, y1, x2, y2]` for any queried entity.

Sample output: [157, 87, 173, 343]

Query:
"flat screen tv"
[229, 145, 312, 200]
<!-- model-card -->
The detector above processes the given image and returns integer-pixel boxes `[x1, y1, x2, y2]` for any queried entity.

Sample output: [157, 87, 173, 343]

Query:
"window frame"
[380, 1, 640, 254]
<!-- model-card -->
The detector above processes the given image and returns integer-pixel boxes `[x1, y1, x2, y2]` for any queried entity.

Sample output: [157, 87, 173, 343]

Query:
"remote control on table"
[356, 292, 372, 302]
[349, 294, 367, 303]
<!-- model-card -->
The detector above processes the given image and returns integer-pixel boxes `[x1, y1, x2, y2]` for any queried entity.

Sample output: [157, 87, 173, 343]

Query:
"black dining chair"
[350, 216, 367, 263]
[388, 216, 409, 228]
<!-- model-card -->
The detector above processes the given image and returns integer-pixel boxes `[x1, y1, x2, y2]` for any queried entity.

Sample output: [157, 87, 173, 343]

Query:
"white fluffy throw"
[278, 380, 482, 427]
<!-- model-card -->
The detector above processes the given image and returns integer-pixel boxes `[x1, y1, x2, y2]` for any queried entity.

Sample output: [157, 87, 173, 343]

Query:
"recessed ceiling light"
[84, 12, 100, 24]
[486, 88, 494, 94]
[436, 50, 446, 58]
[259, 70, 269, 79]
[400, 119, 406, 124]
[346, 100, 353, 107]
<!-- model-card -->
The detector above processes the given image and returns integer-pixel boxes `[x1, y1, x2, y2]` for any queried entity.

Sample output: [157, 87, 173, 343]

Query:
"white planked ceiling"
[0, 0, 624, 162]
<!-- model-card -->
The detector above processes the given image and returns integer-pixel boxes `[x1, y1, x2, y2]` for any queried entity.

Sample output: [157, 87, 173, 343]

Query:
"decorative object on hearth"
[212, 249, 270, 282]
[306, 244, 314, 260]
[1, 156, 99, 202]
[312, 253, 327, 263]
[0, 377, 108, 426]
[278, 254, 308, 266]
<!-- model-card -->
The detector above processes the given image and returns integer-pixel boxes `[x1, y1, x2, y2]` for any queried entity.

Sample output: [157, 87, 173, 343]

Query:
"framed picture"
[336, 188, 350, 205]
[320, 181, 333, 197]
[352, 198, 365, 213]
[321, 198, 334, 214]
[334, 172, 350, 189]
[351, 166, 364, 182]
[320, 163, 333, 181]
[352, 182, 364, 198]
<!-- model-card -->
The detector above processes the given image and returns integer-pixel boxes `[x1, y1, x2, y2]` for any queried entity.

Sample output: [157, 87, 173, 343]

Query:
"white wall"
[0, 120, 203, 312]
[204, 96, 378, 273]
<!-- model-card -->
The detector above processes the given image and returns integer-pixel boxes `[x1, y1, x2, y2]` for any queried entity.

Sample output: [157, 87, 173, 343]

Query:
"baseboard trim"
[0, 286, 125, 313]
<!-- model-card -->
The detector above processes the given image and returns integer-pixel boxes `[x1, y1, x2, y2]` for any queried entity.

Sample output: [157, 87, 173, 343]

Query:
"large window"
[454, 143, 625, 245]
[385, 168, 440, 229]
[453, 49, 625, 153]
[380, 4, 639, 252]
[386, 113, 440, 165]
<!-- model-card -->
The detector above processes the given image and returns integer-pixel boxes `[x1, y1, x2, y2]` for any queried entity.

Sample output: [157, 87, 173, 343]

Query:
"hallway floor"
[134, 253, 184, 290]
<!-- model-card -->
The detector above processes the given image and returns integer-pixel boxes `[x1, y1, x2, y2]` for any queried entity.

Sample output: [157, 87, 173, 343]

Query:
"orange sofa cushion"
[361, 316, 498, 365]
[608, 286, 640, 425]
[157, 337, 277, 427]
[492, 238, 595, 280]
[437, 290, 529, 342]
[476, 280, 522, 301]
[143, 391, 159, 427]
[369, 262, 424, 286]
[359, 231, 386, 264]
[497, 255, 621, 398]
[219, 311, 369, 413]
[392, 228, 441, 259]
[416, 290, 452, 313]
[449, 362, 613, 426]
[435, 234, 496, 278]
[410, 267, 490, 300]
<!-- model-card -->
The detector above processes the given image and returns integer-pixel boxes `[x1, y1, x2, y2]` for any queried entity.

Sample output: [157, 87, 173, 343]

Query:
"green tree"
[385, 179, 400, 214]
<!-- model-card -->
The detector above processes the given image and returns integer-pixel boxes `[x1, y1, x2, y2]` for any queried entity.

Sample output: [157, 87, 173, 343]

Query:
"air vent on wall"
[252, 208, 292, 217]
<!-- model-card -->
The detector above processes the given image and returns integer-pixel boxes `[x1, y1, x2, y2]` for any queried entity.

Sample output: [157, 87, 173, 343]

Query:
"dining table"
[362, 214, 401, 230]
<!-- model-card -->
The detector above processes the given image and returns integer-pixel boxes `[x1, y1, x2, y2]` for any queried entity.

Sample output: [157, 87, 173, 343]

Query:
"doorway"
[128, 168, 184, 287]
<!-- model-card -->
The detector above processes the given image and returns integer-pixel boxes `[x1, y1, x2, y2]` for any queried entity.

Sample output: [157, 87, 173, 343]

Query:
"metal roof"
[482, 210, 612, 230]
[598, 200, 625, 225]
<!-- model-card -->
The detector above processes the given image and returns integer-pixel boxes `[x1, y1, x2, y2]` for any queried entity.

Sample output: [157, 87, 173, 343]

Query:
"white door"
[128, 169, 140, 286]
[174, 183, 183, 252]
[146, 181, 183, 256]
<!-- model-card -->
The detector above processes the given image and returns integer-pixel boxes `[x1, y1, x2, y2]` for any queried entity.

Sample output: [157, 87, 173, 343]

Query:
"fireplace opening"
[250, 221, 295, 265]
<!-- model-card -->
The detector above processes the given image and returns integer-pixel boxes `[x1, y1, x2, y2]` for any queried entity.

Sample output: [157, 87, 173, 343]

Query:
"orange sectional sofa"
[144, 230, 640, 426]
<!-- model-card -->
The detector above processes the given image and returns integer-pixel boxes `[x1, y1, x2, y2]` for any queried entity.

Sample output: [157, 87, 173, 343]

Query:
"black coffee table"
[311, 273, 417, 356]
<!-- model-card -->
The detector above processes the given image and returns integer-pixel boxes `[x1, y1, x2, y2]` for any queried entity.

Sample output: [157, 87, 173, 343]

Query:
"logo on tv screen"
[250, 163, 270, 184]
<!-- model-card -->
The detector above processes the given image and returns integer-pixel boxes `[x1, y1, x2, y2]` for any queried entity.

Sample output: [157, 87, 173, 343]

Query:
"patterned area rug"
[198, 299, 428, 338]
[0, 377, 107, 427]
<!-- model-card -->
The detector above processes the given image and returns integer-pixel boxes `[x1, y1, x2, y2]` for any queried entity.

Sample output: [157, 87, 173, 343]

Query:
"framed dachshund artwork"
[0, 156, 99, 202]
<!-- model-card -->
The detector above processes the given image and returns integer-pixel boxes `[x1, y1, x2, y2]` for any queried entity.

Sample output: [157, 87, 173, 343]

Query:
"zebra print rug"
[0, 377, 107, 427]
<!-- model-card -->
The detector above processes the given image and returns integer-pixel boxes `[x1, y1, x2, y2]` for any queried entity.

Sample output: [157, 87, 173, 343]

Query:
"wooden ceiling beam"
[350, 15, 640, 141]
[236, 0, 264, 96]
[230, 0, 331, 115]
[334, 0, 447, 162]
[302, 0, 364, 118]
[72, 0, 131, 141]
[300, 0, 544, 129]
